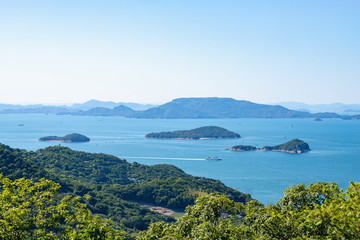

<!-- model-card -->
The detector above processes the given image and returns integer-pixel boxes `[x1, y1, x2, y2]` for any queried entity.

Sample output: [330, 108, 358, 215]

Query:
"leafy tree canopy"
[138, 182, 360, 239]
[0, 176, 125, 240]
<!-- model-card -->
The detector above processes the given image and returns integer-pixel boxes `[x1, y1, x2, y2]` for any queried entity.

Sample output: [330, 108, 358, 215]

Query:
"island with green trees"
[146, 126, 241, 140]
[229, 139, 310, 153]
[228, 145, 258, 151]
[39, 133, 90, 142]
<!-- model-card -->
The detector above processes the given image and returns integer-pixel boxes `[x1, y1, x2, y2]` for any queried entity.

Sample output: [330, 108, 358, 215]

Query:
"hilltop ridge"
[0, 97, 344, 119]
[131, 98, 339, 119]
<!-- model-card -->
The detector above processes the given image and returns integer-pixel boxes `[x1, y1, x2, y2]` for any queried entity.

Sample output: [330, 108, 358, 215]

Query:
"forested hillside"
[138, 182, 360, 239]
[0, 143, 251, 238]
[0, 143, 358, 239]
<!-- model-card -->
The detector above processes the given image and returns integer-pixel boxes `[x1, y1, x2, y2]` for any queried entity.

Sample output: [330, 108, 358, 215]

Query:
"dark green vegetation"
[1, 143, 358, 239]
[39, 133, 90, 142]
[0, 143, 251, 238]
[146, 126, 240, 140]
[229, 139, 310, 153]
[0, 177, 125, 239]
[262, 139, 310, 153]
[138, 182, 360, 239]
[229, 145, 258, 151]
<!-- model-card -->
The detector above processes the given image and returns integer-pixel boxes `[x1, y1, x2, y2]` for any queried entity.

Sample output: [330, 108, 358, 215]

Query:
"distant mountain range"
[60, 105, 136, 117]
[61, 98, 340, 118]
[129, 98, 339, 119]
[276, 102, 360, 115]
[0, 99, 156, 114]
[68, 99, 157, 111]
[1, 98, 359, 119]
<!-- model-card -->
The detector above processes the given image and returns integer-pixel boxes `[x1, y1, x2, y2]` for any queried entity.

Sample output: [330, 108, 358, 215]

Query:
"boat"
[205, 157, 222, 161]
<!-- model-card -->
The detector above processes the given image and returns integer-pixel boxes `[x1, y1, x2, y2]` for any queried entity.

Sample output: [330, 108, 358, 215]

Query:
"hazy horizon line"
[1, 97, 359, 107]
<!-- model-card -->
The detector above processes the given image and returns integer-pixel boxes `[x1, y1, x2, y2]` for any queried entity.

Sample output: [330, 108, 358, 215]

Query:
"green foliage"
[0, 143, 56, 181]
[32, 146, 131, 185]
[39, 136, 64, 141]
[0, 176, 125, 239]
[0, 143, 251, 236]
[137, 194, 244, 240]
[39, 133, 90, 142]
[106, 177, 251, 209]
[29, 146, 251, 209]
[146, 126, 240, 139]
[138, 182, 360, 239]
[62, 133, 90, 142]
[0, 144, 174, 235]
[262, 138, 310, 153]
[230, 145, 257, 151]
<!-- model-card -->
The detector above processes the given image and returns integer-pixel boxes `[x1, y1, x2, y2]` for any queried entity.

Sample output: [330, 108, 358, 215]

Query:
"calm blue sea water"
[0, 114, 359, 204]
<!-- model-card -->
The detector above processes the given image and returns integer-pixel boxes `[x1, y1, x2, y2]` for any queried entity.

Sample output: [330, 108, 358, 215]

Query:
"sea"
[1, 114, 359, 204]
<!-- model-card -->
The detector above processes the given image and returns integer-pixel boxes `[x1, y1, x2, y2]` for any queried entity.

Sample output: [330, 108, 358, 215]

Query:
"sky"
[0, 0, 359, 105]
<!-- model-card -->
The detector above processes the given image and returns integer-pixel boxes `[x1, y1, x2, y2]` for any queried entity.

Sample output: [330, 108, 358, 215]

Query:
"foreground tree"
[0, 176, 125, 239]
[138, 182, 360, 239]
[137, 194, 245, 240]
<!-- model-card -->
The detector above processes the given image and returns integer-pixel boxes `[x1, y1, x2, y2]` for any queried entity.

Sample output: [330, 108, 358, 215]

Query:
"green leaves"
[137, 194, 244, 240]
[0, 176, 125, 240]
[138, 182, 360, 240]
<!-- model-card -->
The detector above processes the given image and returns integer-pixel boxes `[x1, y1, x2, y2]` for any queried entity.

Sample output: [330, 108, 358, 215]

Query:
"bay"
[0, 114, 359, 204]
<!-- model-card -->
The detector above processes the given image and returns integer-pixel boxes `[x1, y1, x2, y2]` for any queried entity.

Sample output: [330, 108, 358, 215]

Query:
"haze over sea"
[1, 114, 359, 204]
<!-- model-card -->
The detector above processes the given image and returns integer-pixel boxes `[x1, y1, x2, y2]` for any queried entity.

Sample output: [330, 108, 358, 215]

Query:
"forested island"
[146, 126, 240, 140]
[229, 139, 310, 153]
[39, 133, 90, 142]
[229, 145, 258, 151]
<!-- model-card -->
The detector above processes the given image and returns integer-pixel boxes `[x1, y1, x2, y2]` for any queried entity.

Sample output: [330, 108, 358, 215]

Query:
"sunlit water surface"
[1, 114, 359, 204]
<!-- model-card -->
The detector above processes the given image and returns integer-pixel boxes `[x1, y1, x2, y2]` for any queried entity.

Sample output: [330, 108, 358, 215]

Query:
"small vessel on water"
[205, 157, 222, 161]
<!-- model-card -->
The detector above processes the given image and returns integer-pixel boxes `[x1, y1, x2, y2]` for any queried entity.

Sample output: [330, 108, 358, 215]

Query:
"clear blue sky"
[0, 0, 359, 104]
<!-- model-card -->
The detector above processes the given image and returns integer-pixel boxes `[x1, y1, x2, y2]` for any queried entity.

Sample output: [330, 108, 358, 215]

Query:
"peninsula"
[146, 126, 241, 140]
[39, 133, 90, 143]
[229, 139, 310, 153]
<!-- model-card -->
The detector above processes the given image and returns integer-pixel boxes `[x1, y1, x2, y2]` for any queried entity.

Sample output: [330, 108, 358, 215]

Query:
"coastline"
[145, 137, 231, 140]
[227, 148, 309, 154]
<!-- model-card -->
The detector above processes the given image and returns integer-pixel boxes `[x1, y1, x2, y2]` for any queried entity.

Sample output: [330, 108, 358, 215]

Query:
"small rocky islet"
[39, 133, 90, 142]
[229, 139, 310, 154]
